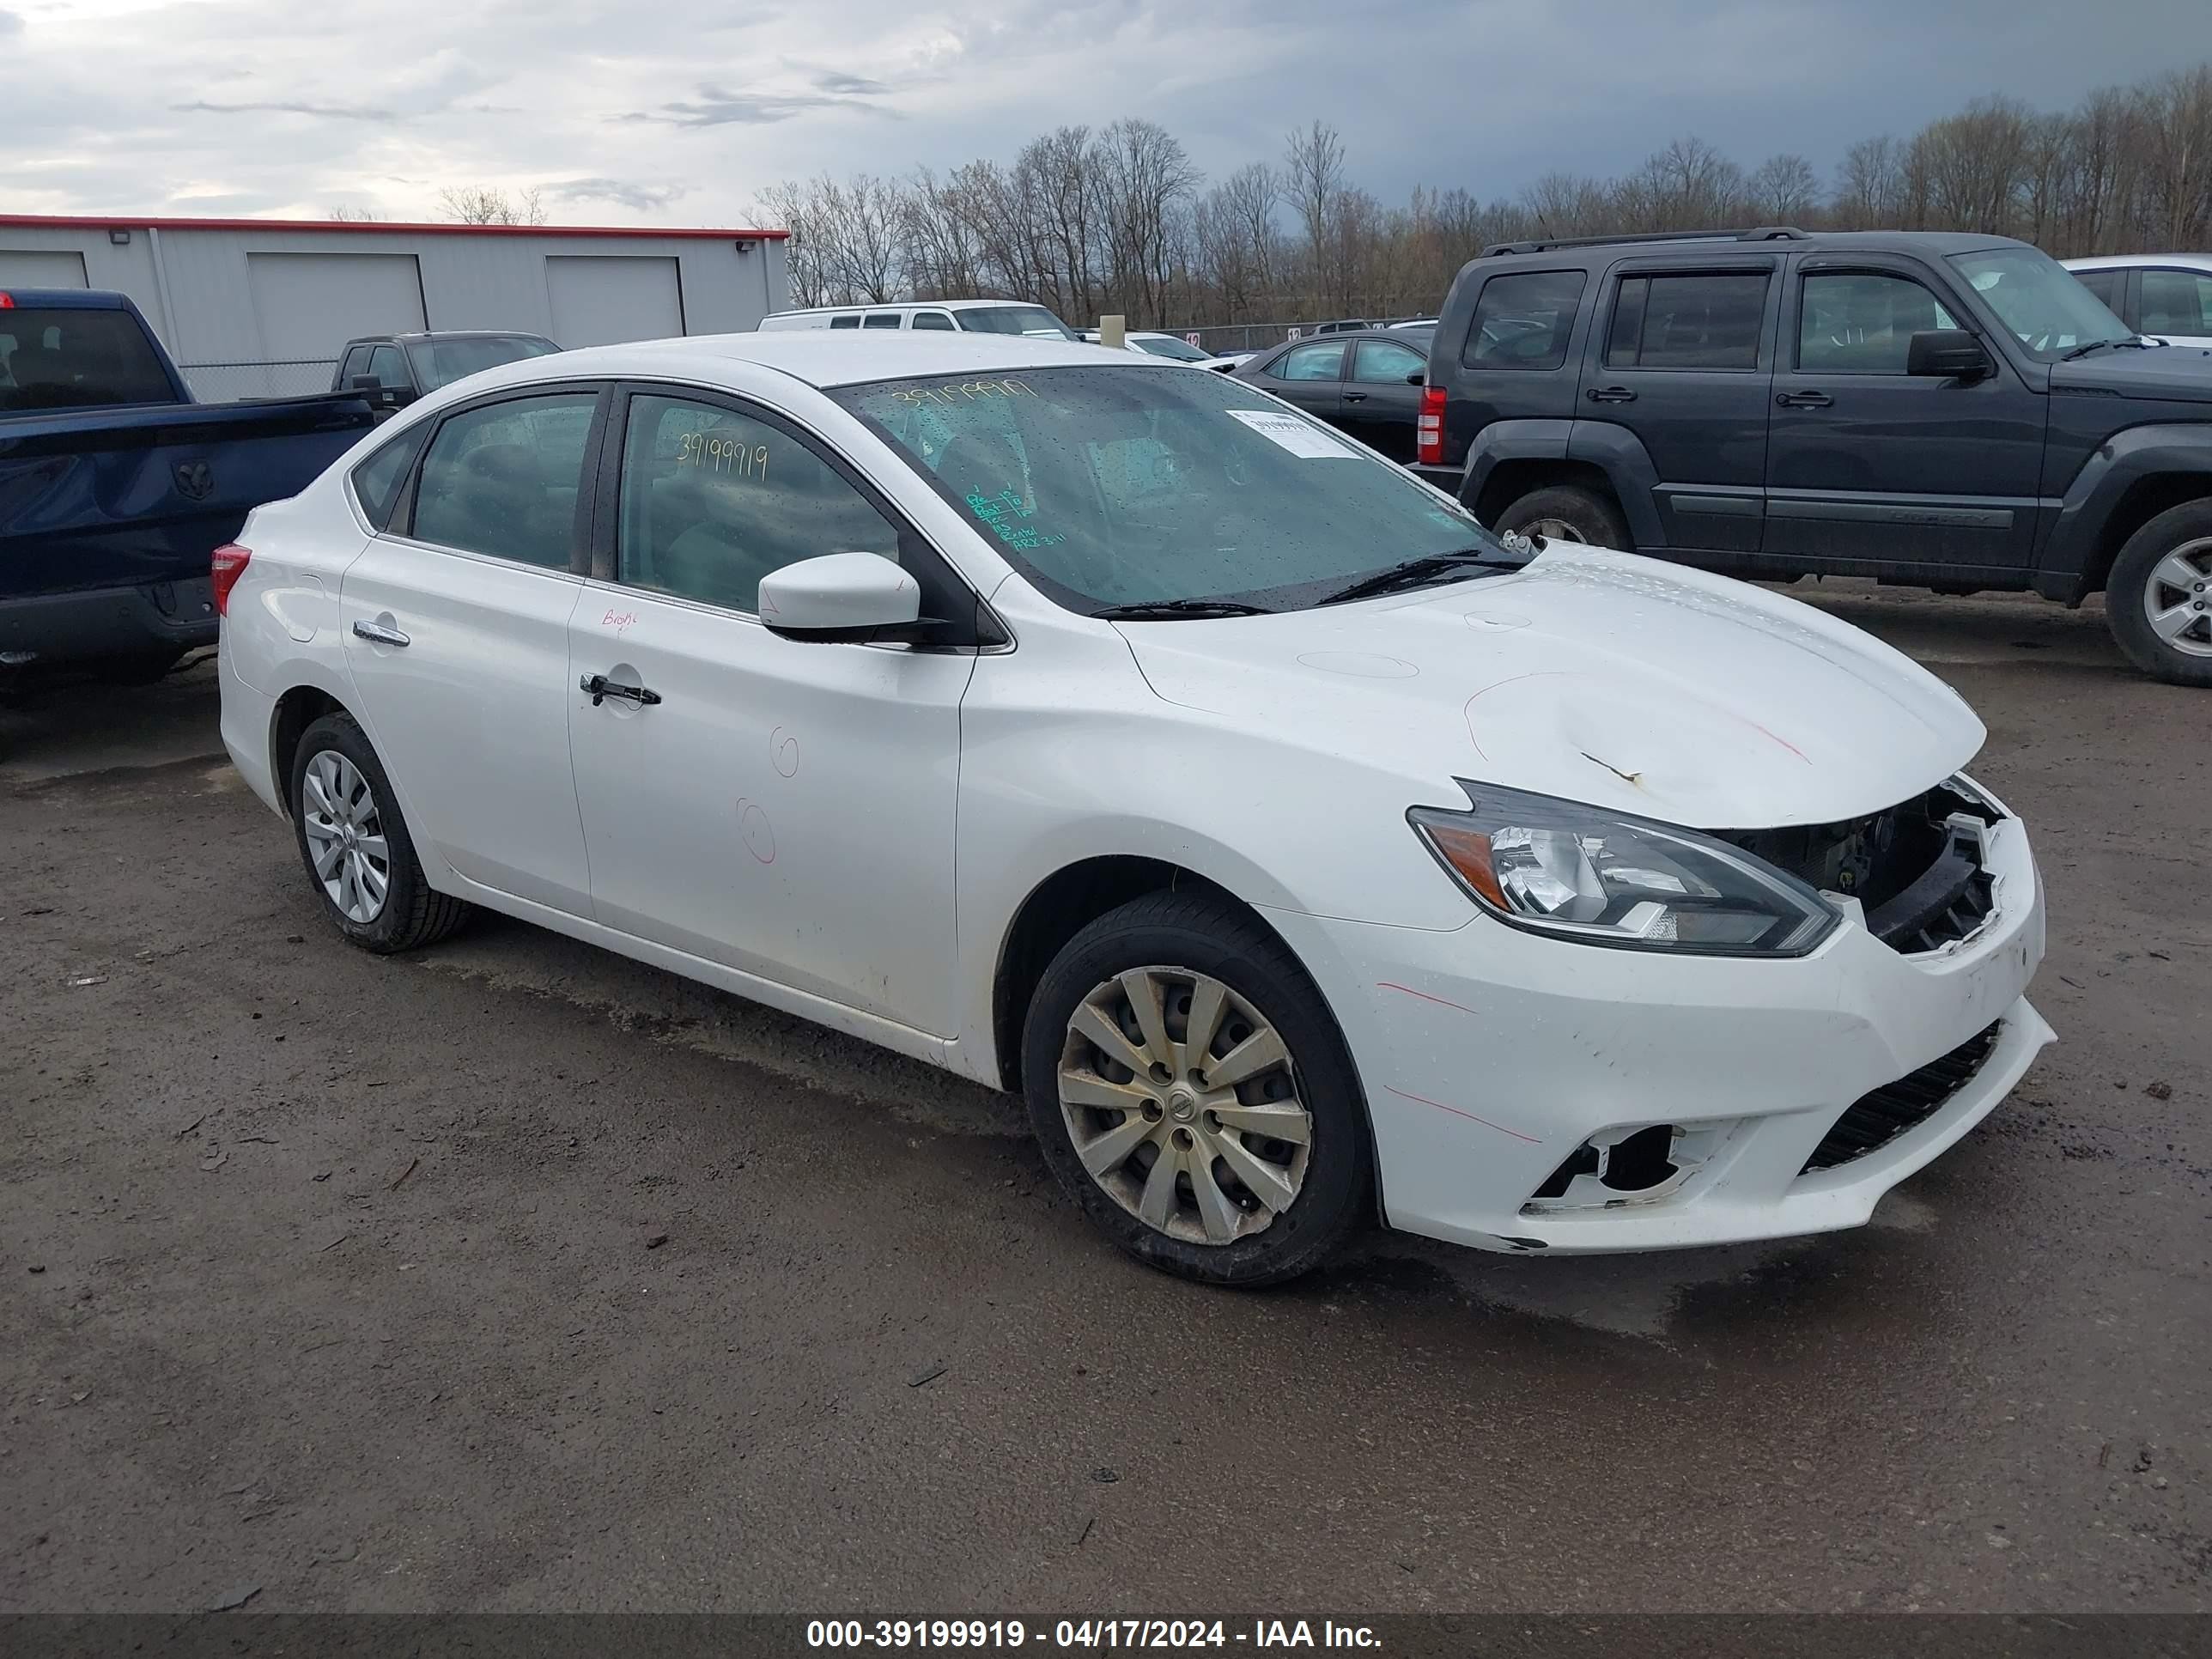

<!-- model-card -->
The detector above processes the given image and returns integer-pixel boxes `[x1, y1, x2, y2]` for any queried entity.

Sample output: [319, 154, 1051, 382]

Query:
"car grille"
[1799, 1019, 2002, 1174]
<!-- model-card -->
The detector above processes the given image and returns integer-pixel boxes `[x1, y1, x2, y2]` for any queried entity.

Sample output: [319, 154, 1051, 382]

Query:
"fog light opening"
[1600, 1124, 1679, 1193]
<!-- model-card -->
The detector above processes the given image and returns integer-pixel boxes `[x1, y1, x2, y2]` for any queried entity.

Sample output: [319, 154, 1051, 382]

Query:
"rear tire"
[2104, 500, 2212, 687]
[289, 713, 471, 953]
[1493, 483, 1631, 550]
[1022, 890, 1372, 1286]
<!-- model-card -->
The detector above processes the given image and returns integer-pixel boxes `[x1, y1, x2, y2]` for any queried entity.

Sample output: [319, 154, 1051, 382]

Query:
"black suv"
[1419, 227, 2212, 684]
[332, 331, 560, 418]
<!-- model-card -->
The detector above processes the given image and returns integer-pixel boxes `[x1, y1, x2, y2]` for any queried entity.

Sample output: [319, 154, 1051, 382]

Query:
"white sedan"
[216, 332, 2051, 1285]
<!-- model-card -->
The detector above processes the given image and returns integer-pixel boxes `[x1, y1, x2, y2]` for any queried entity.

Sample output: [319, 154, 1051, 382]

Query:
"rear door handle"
[1585, 386, 1637, 404]
[1776, 391, 1834, 409]
[580, 672, 663, 708]
[1343, 392, 1370, 403]
[350, 619, 410, 647]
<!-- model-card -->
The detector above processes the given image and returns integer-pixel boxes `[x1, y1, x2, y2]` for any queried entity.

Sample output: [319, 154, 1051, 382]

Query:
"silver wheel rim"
[301, 749, 391, 925]
[1522, 517, 1588, 544]
[2143, 536, 2212, 659]
[1057, 967, 1312, 1247]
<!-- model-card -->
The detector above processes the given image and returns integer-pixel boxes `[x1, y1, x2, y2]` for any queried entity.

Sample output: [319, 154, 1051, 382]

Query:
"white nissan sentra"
[216, 333, 2051, 1285]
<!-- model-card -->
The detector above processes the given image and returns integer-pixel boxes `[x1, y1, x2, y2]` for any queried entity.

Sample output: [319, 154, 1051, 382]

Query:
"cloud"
[810, 69, 891, 96]
[0, 9, 22, 36]
[621, 81, 885, 128]
[549, 176, 691, 210]
[172, 98, 396, 122]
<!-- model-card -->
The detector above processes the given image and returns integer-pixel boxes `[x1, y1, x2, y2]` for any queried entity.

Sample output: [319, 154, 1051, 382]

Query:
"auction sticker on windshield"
[1225, 407, 1357, 459]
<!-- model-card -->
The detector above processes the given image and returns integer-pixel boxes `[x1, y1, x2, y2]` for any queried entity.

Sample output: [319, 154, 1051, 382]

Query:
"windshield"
[954, 306, 1081, 341]
[830, 365, 1500, 614]
[1948, 248, 2132, 362]
[1134, 336, 1212, 362]
[410, 335, 560, 390]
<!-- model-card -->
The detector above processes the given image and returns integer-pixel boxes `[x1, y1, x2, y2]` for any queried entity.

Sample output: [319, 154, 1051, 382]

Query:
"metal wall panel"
[545, 254, 684, 346]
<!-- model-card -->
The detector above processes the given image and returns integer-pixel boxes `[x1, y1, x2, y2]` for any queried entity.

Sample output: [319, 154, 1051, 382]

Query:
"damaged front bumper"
[1263, 809, 2051, 1255]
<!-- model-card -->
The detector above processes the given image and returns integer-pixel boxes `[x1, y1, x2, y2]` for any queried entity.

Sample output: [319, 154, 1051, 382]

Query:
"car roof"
[0, 287, 131, 310]
[482, 331, 1142, 391]
[348, 331, 556, 346]
[763, 299, 1054, 318]
[2063, 252, 2212, 272]
[1475, 229, 2025, 265]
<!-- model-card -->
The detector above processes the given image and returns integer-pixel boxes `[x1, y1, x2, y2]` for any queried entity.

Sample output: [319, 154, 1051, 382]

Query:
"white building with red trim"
[0, 215, 791, 398]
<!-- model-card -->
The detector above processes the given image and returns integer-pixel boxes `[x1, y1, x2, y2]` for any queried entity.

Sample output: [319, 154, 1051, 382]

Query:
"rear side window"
[1462, 270, 1585, 369]
[863, 313, 903, 330]
[411, 393, 599, 570]
[0, 307, 176, 411]
[912, 312, 957, 331]
[829, 315, 862, 330]
[349, 426, 428, 531]
[1607, 272, 1768, 369]
[2141, 269, 2212, 336]
[1274, 342, 1346, 381]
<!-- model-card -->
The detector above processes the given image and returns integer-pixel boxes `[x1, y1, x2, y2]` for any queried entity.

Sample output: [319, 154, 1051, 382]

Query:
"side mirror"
[1906, 330, 1993, 380]
[759, 552, 922, 641]
[349, 374, 381, 392]
[1404, 370, 1425, 385]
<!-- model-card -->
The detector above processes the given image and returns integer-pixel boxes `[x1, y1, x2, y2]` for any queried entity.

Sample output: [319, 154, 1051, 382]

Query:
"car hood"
[2048, 344, 2212, 404]
[1114, 544, 1984, 829]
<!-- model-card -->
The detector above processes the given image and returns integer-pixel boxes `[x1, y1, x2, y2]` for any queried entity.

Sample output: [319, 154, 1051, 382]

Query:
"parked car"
[2061, 254, 2212, 349]
[757, 299, 1081, 339]
[218, 331, 2048, 1285]
[0, 288, 374, 684]
[332, 331, 560, 419]
[1308, 319, 1378, 336]
[1080, 330, 1245, 372]
[1417, 227, 2212, 685]
[1389, 317, 1440, 331]
[1231, 328, 1431, 461]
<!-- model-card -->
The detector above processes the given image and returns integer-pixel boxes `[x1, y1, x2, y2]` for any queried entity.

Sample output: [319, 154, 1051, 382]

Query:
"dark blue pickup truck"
[0, 288, 373, 684]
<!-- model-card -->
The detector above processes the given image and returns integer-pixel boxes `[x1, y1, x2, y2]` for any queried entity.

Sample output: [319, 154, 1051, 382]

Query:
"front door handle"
[1776, 391, 1834, 409]
[351, 619, 410, 647]
[580, 672, 663, 708]
[1585, 386, 1637, 404]
[1343, 392, 1370, 403]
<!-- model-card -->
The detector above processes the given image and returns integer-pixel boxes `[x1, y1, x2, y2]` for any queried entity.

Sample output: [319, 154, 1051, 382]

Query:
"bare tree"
[1832, 135, 1905, 229]
[328, 204, 384, 222]
[1747, 154, 1820, 223]
[439, 185, 546, 226]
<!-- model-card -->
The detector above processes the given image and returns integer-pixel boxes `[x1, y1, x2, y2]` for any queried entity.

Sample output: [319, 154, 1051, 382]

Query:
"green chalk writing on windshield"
[965, 489, 1064, 550]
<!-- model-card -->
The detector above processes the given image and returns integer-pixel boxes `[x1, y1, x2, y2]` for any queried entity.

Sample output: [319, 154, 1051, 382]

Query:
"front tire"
[289, 713, 471, 953]
[2105, 501, 2212, 686]
[1493, 483, 1631, 550]
[1022, 891, 1372, 1286]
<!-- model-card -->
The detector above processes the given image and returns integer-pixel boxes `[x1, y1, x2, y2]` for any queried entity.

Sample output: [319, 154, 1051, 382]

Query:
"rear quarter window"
[1460, 270, 1586, 370]
[349, 425, 429, 532]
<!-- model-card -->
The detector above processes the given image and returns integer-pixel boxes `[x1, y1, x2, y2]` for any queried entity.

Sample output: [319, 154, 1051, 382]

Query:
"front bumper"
[0, 578, 218, 669]
[1267, 813, 2051, 1255]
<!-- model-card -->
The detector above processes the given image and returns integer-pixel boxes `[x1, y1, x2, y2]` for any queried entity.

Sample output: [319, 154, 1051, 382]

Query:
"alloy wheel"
[1057, 967, 1312, 1246]
[1521, 517, 1589, 544]
[2143, 536, 2212, 659]
[301, 749, 391, 924]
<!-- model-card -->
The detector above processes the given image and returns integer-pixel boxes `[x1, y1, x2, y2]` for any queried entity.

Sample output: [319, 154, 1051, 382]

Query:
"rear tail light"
[210, 544, 251, 617]
[1416, 384, 1445, 467]
[0, 292, 14, 309]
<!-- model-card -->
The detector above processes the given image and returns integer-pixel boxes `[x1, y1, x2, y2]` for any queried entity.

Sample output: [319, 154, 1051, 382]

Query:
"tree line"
[753, 64, 2212, 329]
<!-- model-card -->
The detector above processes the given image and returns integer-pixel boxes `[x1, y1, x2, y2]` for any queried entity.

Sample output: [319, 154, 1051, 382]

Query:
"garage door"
[246, 252, 424, 362]
[0, 250, 90, 289]
[545, 256, 684, 349]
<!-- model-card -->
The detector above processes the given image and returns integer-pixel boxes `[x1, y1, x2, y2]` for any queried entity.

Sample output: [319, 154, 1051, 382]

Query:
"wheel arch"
[267, 672, 358, 821]
[2045, 427, 2212, 603]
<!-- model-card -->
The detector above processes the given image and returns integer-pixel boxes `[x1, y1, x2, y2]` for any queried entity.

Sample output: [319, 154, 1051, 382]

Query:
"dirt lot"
[2, 585, 2207, 1614]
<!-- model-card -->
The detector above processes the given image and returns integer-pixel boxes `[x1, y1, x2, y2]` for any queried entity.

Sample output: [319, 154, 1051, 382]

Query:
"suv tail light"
[1416, 384, 1445, 467]
[210, 544, 251, 617]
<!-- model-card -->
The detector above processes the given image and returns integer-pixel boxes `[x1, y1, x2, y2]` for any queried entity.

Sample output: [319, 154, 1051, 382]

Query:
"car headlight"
[1407, 781, 1839, 957]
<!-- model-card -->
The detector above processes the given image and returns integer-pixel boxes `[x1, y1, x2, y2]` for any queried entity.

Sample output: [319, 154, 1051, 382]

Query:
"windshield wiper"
[1091, 599, 1276, 621]
[2060, 337, 2150, 361]
[1317, 547, 1532, 608]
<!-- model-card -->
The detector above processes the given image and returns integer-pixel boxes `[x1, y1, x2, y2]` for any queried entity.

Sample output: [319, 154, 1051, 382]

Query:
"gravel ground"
[1, 586, 2205, 1613]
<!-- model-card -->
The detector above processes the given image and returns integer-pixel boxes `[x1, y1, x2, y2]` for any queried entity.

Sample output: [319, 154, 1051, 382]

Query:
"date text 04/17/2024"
[805, 1620, 1382, 1649]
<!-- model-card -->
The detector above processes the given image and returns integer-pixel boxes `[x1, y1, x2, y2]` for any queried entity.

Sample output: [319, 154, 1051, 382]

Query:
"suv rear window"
[1606, 272, 1768, 369]
[0, 307, 177, 411]
[1461, 271, 1584, 369]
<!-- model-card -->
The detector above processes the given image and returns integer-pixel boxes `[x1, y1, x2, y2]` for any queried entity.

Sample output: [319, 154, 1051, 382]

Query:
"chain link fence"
[179, 359, 341, 403]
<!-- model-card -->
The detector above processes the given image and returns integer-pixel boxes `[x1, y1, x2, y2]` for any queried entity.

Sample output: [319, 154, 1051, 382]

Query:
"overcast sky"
[3, 0, 2207, 227]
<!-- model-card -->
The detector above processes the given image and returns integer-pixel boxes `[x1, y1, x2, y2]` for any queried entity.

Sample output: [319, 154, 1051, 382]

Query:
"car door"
[565, 386, 977, 1036]
[1583, 260, 1778, 556]
[1341, 336, 1428, 461]
[1765, 259, 2045, 575]
[337, 386, 605, 915]
[2138, 267, 2212, 349]
[1261, 340, 1349, 427]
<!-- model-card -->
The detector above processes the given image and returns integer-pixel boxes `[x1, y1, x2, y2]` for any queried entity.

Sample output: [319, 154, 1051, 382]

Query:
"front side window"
[410, 392, 598, 569]
[954, 305, 1080, 340]
[1352, 338, 1427, 383]
[350, 426, 428, 531]
[2140, 269, 2212, 337]
[337, 346, 370, 386]
[832, 365, 1497, 614]
[367, 343, 407, 388]
[1949, 246, 2130, 360]
[912, 312, 957, 331]
[1797, 273, 1960, 374]
[413, 335, 560, 391]
[863, 313, 903, 330]
[1607, 272, 1768, 369]
[616, 394, 902, 615]
[1274, 342, 1346, 381]
[2070, 268, 2123, 313]
[1463, 270, 1584, 369]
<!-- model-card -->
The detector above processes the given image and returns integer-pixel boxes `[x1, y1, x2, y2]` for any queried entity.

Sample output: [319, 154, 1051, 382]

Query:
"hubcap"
[1522, 517, 1587, 544]
[2144, 537, 2212, 659]
[301, 750, 391, 924]
[1057, 967, 1312, 1247]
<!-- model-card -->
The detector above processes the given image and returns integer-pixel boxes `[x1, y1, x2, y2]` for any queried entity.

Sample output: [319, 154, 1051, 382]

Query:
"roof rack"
[1480, 226, 1810, 258]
